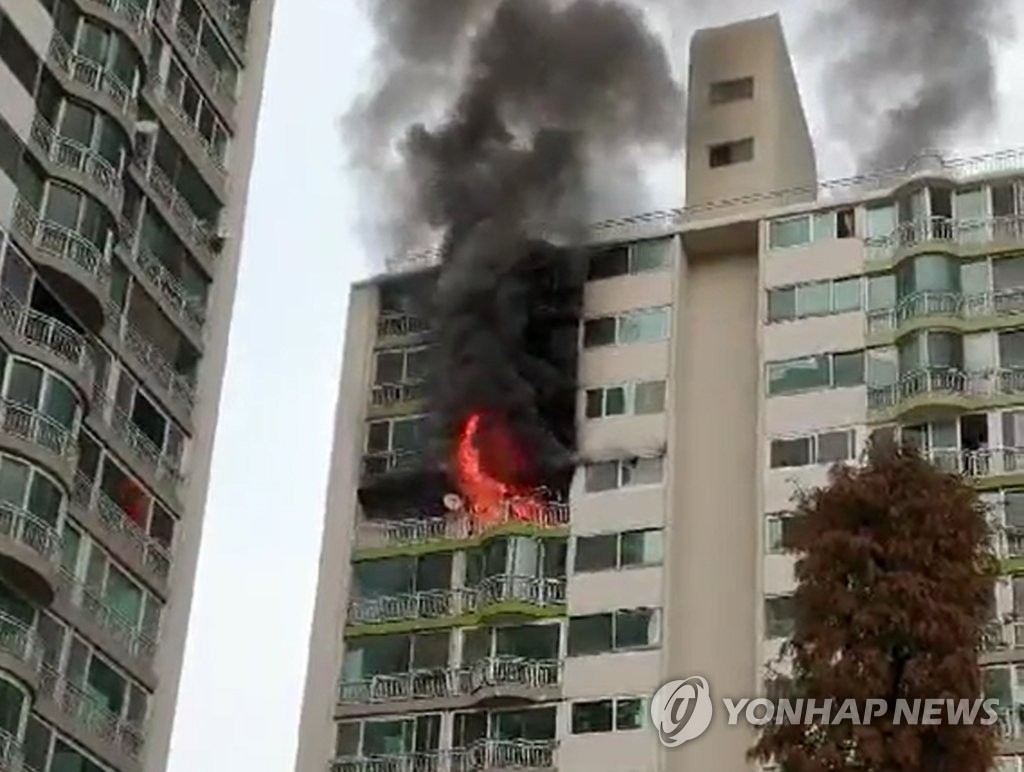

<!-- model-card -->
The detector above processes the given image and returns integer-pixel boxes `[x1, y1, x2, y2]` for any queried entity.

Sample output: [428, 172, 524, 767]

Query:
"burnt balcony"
[370, 379, 427, 409]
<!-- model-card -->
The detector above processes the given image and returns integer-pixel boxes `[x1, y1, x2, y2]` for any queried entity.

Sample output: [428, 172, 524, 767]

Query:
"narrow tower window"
[709, 138, 754, 168]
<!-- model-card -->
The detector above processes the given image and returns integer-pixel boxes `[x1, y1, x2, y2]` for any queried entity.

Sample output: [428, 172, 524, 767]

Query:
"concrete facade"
[296, 12, 1024, 772]
[0, 0, 273, 767]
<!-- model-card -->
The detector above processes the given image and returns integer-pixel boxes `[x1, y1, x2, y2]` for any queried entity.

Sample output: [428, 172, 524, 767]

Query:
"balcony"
[0, 291, 94, 395]
[47, 36, 136, 127]
[131, 159, 216, 266]
[338, 657, 562, 707]
[867, 288, 1024, 339]
[80, 0, 151, 55]
[865, 214, 1024, 266]
[0, 506, 60, 605]
[867, 367, 1024, 418]
[361, 450, 424, 479]
[204, 0, 249, 54]
[0, 729, 31, 772]
[71, 473, 171, 591]
[347, 576, 566, 628]
[36, 666, 145, 767]
[29, 114, 122, 211]
[146, 74, 228, 184]
[923, 447, 1024, 485]
[329, 740, 557, 772]
[0, 399, 77, 488]
[983, 618, 1024, 654]
[354, 501, 570, 554]
[370, 380, 427, 409]
[11, 199, 110, 332]
[156, 2, 236, 109]
[0, 613, 43, 691]
[377, 314, 430, 340]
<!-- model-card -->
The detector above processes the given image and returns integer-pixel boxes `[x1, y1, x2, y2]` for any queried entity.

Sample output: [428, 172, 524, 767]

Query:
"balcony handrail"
[131, 240, 208, 333]
[331, 738, 558, 772]
[147, 73, 228, 174]
[134, 159, 216, 260]
[869, 286, 1024, 333]
[0, 727, 33, 771]
[29, 114, 122, 197]
[172, 16, 236, 105]
[376, 313, 430, 338]
[866, 213, 1024, 262]
[88, 0, 150, 38]
[37, 665, 146, 759]
[0, 504, 62, 564]
[57, 567, 157, 660]
[868, 366, 1024, 410]
[355, 500, 570, 550]
[12, 198, 109, 279]
[387, 147, 1024, 272]
[206, 0, 248, 51]
[0, 611, 44, 669]
[0, 398, 76, 462]
[48, 34, 135, 115]
[72, 472, 172, 583]
[0, 289, 93, 376]
[369, 379, 427, 408]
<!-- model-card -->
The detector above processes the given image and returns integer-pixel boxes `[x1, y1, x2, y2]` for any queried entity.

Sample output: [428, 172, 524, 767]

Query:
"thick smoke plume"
[816, 0, 1009, 170]
[354, 0, 683, 484]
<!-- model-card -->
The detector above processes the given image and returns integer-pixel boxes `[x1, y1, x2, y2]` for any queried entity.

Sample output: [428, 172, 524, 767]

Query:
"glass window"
[813, 211, 837, 240]
[616, 698, 645, 730]
[42, 377, 76, 428]
[621, 456, 663, 486]
[363, 719, 410, 755]
[374, 352, 403, 384]
[956, 188, 988, 220]
[833, 351, 865, 387]
[588, 248, 628, 280]
[574, 534, 617, 572]
[27, 473, 61, 525]
[767, 356, 829, 396]
[795, 282, 830, 317]
[60, 102, 95, 145]
[928, 332, 963, 368]
[765, 596, 795, 639]
[583, 318, 616, 348]
[584, 389, 603, 419]
[634, 381, 666, 415]
[365, 421, 390, 452]
[619, 308, 669, 344]
[963, 260, 990, 295]
[620, 530, 662, 567]
[765, 514, 801, 553]
[832, 278, 862, 312]
[914, 254, 960, 293]
[584, 462, 618, 493]
[568, 614, 613, 656]
[614, 608, 657, 648]
[817, 430, 853, 464]
[604, 387, 626, 416]
[770, 438, 812, 469]
[6, 361, 41, 406]
[335, 722, 360, 756]
[106, 566, 143, 625]
[867, 275, 896, 311]
[0, 459, 28, 507]
[43, 185, 82, 230]
[767, 288, 795, 322]
[995, 257, 1024, 292]
[631, 240, 669, 273]
[1001, 332, 1024, 369]
[865, 204, 896, 239]
[572, 700, 613, 733]
[390, 417, 424, 451]
[769, 217, 811, 249]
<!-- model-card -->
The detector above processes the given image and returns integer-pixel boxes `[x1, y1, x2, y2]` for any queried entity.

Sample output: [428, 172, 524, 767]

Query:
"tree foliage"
[750, 441, 999, 772]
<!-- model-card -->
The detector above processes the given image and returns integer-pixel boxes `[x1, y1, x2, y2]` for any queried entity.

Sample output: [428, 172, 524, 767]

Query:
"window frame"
[583, 380, 666, 419]
[769, 429, 857, 470]
[767, 277, 864, 323]
[582, 306, 672, 349]
[766, 350, 865, 396]
[583, 455, 665, 493]
[567, 607, 661, 656]
[573, 528, 664, 573]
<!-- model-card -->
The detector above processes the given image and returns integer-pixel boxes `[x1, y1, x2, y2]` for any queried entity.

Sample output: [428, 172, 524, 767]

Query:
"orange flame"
[454, 412, 547, 529]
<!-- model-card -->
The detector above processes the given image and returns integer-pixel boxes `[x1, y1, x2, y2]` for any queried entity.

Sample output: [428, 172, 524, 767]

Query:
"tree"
[751, 440, 999, 772]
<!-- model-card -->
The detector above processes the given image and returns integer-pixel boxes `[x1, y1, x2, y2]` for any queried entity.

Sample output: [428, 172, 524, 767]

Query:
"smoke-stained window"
[583, 307, 670, 349]
[584, 380, 665, 419]
[709, 137, 753, 168]
[583, 456, 663, 493]
[588, 239, 671, 281]
[709, 76, 754, 105]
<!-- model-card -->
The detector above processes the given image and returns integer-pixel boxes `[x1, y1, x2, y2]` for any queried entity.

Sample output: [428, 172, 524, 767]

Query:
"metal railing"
[132, 158, 216, 261]
[338, 657, 562, 704]
[347, 575, 566, 625]
[377, 314, 430, 338]
[0, 290, 93, 382]
[868, 287, 1024, 334]
[12, 199, 109, 281]
[128, 241, 207, 335]
[205, 0, 248, 52]
[57, 568, 157, 662]
[361, 450, 424, 477]
[0, 612, 44, 669]
[170, 15, 236, 105]
[147, 74, 228, 176]
[0, 728, 34, 772]
[866, 367, 1024, 411]
[48, 35, 135, 116]
[29, 114, 122, 198]
[354, 500, 570, 551]
[37, 666, 145, 760]
[0, 504, 61, 566]
[87, 0, 150, 40]
[0, 399, 76, 462]
[330, 739, 557, 772]
[385, 147, 1024, 272]
[71, 472, 172, 585]
[866, 214, 1024, 263]
[923, 447, 1024, 480]
[370, 380, 427, 407]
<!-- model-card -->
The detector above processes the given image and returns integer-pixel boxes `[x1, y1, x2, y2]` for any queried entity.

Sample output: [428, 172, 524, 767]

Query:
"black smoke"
[815, 0, 1009, 170]
[355, 0, 684, 485]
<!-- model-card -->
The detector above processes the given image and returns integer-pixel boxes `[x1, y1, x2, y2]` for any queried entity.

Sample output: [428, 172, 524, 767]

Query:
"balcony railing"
[867, 288, 1024, 334]
[29, 114, 122, 198]
[362, 450, 423, 478]
[37, 666, 145, 761]
[0, 505, 61, 566]
[48, 35, 135, 116]
[133, 158, 216, 261]
[0, 290, 93, 383]
[355, 500, 570, 552]
[88, 0, 150, 41]
[370, 380, 427, 408]
[71, 472, 172, 585]
[377, 314, 430, 338]
[12, 199, 109, 282]
[865, 214, 1024, 263]
[0, 399, 76, 462]
[982, 618, 1024, 652]
[0, 612, 44, 670]
[0, 729, 32, 772]
[125, 240, 207, 335]
[348, 576, 566, 626]
[148, 74, 228, 176]
[161, 7, 237, 106]
[205, 0, 248, 52]
[996, 708, 1024, 742]
[330, 739, 557, 772]
[923, 447, 1024, 480]
[57, 568, 157, 662]
[867, 367, 1024, 411]
[338, 657, 562, 705]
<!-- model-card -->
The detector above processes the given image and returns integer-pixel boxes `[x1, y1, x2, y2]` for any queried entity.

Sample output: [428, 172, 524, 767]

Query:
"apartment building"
[0, 0, 272, 767]
[296, 13, 1024, 772]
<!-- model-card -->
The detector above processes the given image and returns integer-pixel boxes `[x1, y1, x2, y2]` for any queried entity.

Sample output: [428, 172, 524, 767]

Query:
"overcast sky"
[164, 2, 1024, 770]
